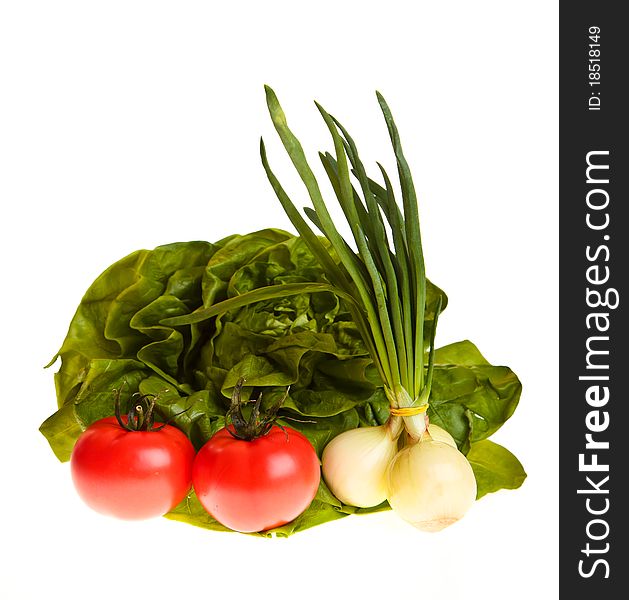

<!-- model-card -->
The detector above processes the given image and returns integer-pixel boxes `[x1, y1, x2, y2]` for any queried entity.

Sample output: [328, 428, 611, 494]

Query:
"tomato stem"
[226, 378, 290, 441]
[113, 388, 162, 432]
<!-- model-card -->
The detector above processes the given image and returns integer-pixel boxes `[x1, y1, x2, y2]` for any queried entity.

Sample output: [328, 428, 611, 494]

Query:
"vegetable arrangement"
[41, 87, 526, 536]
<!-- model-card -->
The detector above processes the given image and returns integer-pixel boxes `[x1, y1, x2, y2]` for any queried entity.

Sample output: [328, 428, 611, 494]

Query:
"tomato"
[192, 426, 320, 533]
[71, 416, 195, 520]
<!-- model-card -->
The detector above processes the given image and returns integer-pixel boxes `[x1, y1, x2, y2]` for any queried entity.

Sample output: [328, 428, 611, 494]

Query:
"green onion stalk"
[260, 85, 440, 441]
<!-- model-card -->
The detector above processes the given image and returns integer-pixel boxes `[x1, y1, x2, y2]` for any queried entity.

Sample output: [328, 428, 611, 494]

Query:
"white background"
[0, 2, 558, 599]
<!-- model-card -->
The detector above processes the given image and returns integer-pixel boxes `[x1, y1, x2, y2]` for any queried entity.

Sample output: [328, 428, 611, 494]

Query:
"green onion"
[262, 85, 441, 431]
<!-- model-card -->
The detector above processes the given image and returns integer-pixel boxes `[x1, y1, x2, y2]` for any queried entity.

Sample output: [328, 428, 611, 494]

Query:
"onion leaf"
[264, 86, 436, 409]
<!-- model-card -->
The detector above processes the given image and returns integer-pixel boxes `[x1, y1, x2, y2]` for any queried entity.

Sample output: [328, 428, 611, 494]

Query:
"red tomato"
[192, 426, 320, 533]
[71, 416, 195, 520]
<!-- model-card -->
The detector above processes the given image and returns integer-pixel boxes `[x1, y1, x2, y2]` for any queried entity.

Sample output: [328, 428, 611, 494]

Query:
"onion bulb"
[322, 424, 398, 508]
[387, 438, 477, 532]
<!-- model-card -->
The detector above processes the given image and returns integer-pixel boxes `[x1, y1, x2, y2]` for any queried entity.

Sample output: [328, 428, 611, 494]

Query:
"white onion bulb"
[387, 438, 477, 532]
[322, 425, 398, 508]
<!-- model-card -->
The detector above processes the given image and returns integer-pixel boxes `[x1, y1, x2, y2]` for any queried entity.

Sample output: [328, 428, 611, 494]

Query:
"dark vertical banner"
[560, 1, 627, 596]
